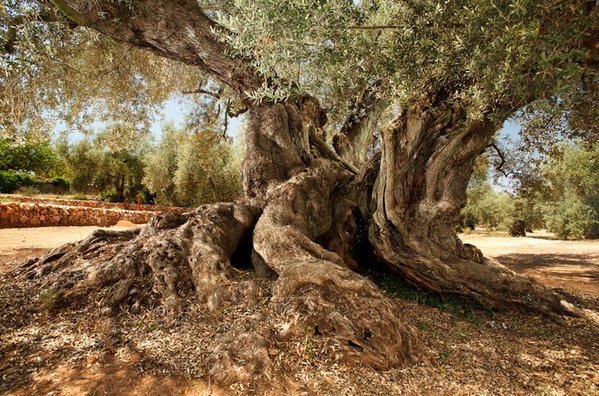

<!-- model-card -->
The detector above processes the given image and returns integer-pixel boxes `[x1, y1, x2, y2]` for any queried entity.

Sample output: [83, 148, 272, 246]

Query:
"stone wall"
[0, 202, 159, 228]
[0, 194, 187, 212]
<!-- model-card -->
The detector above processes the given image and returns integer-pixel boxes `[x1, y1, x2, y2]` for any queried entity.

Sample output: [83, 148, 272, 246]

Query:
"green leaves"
[212, 0, 594, 122]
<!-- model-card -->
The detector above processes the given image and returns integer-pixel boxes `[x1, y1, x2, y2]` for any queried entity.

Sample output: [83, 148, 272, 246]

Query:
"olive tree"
[3, 0, 598, 377]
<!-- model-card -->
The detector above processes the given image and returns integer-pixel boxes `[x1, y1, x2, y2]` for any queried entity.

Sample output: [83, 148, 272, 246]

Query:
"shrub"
[0, 170, 38, 193]
[49, 176, 70, 189]
[583, 194, 599, 239]
[544, 195, 598, 239]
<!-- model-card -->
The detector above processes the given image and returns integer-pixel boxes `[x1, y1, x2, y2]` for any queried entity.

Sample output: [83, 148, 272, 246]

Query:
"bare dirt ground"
[461, 231, 599, 296]
[0, 227, 598, 395]
[0, 222, 137, 273]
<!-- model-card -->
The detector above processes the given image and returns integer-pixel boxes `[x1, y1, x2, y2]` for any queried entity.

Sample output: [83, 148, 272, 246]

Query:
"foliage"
[216, 0, 596, 121]
[541, 142, 599, 239]
[57, 139, 102, 194]
[468, 141, 599, 239]
[0, 137, 64, 177]
[49, 176, 70, 189]
[94, 149, 147, 202]
[544, 194, 597, 239]
[463, 184, 516, 231]
[462, 155, 544, 232]
[1, 0, 209, 141]
[143, 124, 242, 207]
[58, 136, 150, 202]
[0, 169, 38, 193]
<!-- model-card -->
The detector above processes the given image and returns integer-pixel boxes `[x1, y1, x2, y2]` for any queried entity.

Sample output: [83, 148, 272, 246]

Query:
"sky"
[152, 97, 522, 141]
[149, 97, 244, 141]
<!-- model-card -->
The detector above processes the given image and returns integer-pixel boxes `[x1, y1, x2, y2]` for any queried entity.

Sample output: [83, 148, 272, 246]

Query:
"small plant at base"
[415, 321, 431, 331]
[438, 351, 450, 364]
[39, 288, 59, 312]
[304, 324, 317, 358]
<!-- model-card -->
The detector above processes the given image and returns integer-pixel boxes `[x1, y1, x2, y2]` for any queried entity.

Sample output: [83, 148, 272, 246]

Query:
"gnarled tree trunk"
[368, 99, 579, 317]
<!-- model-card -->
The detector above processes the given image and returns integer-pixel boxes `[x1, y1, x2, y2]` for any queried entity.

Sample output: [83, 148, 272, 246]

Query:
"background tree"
[542, 142, 599, 239]
[0, 137, 64, 176]
[143, 124, 242, 207]
[0, 136, 67, 192]
[58, 134, 149, 201]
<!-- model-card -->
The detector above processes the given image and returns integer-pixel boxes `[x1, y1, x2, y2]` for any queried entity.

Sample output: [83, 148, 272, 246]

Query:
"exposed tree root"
[254, 160, 418, 368]
[15, 203, 261, 318]
[9, 152, 581, 389]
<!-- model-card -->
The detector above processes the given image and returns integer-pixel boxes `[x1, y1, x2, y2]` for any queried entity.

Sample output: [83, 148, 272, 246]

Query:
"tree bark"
[51, 0, 263, 101]
[333, 81, 387, 168]
[368, 99, 579, 317]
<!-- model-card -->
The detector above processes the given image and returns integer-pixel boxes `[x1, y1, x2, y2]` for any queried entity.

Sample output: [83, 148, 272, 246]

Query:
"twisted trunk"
[368, 101, 579, 317]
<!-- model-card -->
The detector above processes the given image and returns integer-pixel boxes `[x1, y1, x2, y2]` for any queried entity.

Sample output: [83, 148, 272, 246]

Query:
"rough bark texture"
[241, 97, 325, 201]
[52, 0, 263, 100]
[368, 100, 580, 317]
[17, 203, 260, 317]
[253, 160, 416, 368]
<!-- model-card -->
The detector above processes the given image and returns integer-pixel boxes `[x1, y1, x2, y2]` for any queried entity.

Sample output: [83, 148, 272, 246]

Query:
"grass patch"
[368, 270, 493, 323]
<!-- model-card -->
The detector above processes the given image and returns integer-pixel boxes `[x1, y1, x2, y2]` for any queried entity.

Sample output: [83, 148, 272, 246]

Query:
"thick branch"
[333, 81, 387, 167]
[50, 0, 264, 102]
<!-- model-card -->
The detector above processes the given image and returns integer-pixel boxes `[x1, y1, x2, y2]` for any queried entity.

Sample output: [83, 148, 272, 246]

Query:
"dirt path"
[460, 233, 599, 296]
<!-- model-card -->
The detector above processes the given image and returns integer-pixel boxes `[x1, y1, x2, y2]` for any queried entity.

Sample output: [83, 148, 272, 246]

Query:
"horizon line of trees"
[462, 141, 599, 239]
[2, 127, 598, 240]
[0, 124, 242, 207]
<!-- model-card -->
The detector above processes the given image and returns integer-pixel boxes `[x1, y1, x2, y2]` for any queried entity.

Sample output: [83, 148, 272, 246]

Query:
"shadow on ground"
[495, 253, 599, 295]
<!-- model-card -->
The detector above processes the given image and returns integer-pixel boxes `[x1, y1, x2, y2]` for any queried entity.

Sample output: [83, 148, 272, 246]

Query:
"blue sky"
[149, 97, 244, 141]
[151, 97, 522, 142]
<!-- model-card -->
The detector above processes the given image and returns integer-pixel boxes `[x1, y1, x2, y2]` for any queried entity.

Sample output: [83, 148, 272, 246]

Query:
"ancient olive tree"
[3, 0, 598, 372]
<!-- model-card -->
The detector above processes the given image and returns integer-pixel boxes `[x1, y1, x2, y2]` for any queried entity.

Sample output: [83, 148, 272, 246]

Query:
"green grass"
[39, 288, 60, 312]
[368, 270, 494, 323]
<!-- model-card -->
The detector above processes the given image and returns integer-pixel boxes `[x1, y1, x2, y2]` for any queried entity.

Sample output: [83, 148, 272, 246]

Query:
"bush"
[544, 195, 598, 239]
[0, 170, 38, 193]
[583, 194, 599, 239]
[49, 176, 70, 189]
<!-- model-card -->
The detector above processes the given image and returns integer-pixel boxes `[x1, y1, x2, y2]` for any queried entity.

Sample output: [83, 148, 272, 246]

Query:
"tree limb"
[488, 143, 511, 178]
[49, 0, 265, 103]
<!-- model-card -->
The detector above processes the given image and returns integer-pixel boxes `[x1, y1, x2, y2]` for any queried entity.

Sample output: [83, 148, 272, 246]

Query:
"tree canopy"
[2, 1, 599, 387]
[2, 1, 597, 144]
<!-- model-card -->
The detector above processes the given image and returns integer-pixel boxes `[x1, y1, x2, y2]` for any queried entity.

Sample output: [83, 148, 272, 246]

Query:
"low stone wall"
[0, 194, 187, 212]
[0, 202, 158, 228]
